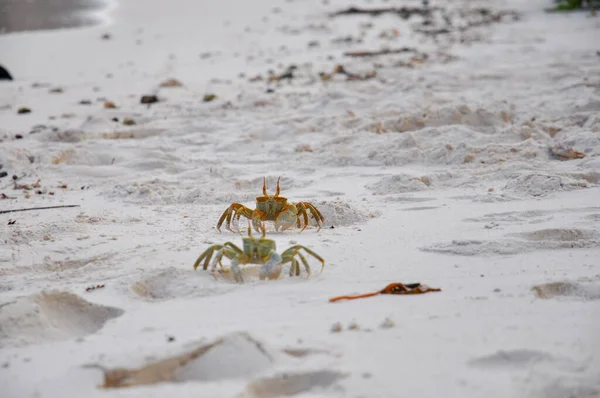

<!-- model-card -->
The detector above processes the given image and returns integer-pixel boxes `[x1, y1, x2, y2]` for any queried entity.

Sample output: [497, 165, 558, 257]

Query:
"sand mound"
[0, 291, 123, 347]
[368, 104, 512, 134]
[315, 200, 376, 227]
[515, 228, 599, 242]
[174, 333, 273, 382]
[367, 174, 430, 195]
[532, 281, 600, 300]
[94, 332, 333, 389]
[503, 173, 590, 198]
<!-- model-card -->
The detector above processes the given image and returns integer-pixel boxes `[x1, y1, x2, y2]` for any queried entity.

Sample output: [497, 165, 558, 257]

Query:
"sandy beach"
[1, 0, 599, 397]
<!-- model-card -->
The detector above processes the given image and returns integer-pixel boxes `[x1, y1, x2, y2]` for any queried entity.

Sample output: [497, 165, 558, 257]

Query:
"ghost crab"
[216, 177, 325, 233]
[193, 224, 325, 283]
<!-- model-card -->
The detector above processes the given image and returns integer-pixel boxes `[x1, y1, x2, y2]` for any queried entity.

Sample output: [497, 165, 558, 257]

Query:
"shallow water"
[0, 0, 106, 34]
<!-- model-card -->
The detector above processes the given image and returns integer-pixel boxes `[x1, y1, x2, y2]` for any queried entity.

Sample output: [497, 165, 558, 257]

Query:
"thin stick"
[0, 205, 80, 214]
[329, 291, 381, 303]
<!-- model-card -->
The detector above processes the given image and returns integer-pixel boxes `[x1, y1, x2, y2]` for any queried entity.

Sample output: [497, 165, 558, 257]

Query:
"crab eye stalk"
[262, 177, 268, 196]
[275, 176, 281, 197]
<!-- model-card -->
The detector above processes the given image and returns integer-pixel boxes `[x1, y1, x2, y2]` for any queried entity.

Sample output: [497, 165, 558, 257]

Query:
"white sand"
[1, 0, 599, 397]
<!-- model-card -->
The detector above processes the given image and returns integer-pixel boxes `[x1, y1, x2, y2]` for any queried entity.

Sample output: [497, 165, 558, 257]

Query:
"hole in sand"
[130, 267, 234, 301]
[0, 291, 123, 347]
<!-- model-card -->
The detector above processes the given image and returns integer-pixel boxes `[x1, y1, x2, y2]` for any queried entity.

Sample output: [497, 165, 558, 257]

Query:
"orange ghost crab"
[216, 177, 325, 233]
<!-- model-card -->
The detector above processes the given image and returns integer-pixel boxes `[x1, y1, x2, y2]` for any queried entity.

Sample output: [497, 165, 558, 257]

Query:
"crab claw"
[259, 252, 283, 280]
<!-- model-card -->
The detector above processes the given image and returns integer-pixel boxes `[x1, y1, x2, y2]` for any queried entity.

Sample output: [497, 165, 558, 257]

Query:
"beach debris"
[325, 64, 377, 81]
[203, 93, 218, 102]
[159, 78, 183, 87]
[79, 99, 92, 105]
[330, 322, 343, 333]
[0, 205, 81, 215]
[49, 87, 64, 93]
[217, 177, 325, 233]
[194, 223, 325, 283]
[268, 65, 297, 82]
[103, 101, 117, 109]
[122, 118, 136, 126]
[140, 95, 159, 104]
[344, 47, 417, 58]
[0, 64, 12, 80]
[330, 6, 436, 19]
[380, 317, 395, 329]
[13, 178, 41, 190]
[331, 6, 520, 39]
[85, 284, 105, 292]
[295, 144, 313, 153]
[329, 282, 442, 302]
[348, 321, 360, 331]
[0, 171, 7, 179]
[8, 219, 16, 225]
[17, 107, 31, 114]
[549, 144, 586, 160]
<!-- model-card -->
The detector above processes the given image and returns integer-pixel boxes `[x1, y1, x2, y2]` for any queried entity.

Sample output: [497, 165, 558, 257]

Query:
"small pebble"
[330, 322, 343, 333]
[380, 317, 395, 329]
[17, 107, 31, 114]
[203, 93, 217, 102]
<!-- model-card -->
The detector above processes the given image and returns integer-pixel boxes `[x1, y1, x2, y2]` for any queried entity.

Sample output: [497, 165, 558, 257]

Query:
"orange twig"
[329, 282, 441, 302]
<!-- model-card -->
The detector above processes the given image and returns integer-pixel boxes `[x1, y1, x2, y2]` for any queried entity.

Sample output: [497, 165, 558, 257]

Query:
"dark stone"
[140, 95, 159, 104]
[0, 65, 12, 80]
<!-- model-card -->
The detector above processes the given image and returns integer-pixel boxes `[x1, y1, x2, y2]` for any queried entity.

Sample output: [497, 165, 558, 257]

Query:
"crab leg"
[216, 203, 254, 233]
[281, 245, 325, 276]
[193, 245, 222, 270]
[295, 202, 325, 231]
[193, 242, 242, 270]
[295, 203, 310, 232]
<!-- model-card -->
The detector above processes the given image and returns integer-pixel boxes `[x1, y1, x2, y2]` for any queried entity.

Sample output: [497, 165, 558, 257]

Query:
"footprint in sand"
[467, 349, 555, 369]
[464, 207, 600, 226]
[0, 291, 123, 348]
[240, 370, 347, 398]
